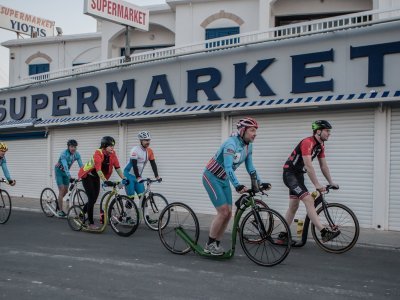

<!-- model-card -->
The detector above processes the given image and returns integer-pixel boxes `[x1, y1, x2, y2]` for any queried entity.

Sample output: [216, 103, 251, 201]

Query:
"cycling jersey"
[205, 135, 259, 188]
[78, 149, 121, 180]
[124, 146, 155, 176]
[0, 156, 11, 181]
[283, 136, 325, 173]
[55, 149, 83, 177]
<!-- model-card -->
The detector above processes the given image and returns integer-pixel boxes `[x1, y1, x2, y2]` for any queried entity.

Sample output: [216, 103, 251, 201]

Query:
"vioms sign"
[1, 40, 400, 122]
[0, 5, 55, 37]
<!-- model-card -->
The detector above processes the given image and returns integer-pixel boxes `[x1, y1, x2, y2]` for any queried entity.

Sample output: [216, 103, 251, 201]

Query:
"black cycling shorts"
[282, 171, 309, 200]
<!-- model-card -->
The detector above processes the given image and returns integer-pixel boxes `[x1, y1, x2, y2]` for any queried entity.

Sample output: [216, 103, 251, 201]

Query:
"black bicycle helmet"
[100, 136, 115, 148]
[67, 139, 78, 147]
[312, 120, 332, 131]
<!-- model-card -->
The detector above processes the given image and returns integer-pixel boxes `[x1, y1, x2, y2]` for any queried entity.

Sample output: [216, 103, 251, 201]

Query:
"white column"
[46, 128, 53, 188]
[221, 112, 231, 143]
[372, 104, 390, 230]
[259, 0, 273, 30]
[118, 121, 127, 162]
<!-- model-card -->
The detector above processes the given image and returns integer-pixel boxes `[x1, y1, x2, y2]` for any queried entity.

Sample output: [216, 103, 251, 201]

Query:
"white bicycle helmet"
[138, 131, 151, 140]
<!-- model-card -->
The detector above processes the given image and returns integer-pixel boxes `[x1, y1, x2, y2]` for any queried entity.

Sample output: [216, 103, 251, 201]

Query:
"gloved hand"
[156, 177, 162, 183]
[121, 178, 130, 185]
[260, 182, 272, 191]
[69, 177, 76, 183]
[8, 179, 16, 186]
[102, 180, 114, 188]
[235, 185, 247, 193]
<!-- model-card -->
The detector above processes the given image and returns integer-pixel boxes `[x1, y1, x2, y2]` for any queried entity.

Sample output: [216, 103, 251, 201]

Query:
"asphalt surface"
[0, 210, 399, 300]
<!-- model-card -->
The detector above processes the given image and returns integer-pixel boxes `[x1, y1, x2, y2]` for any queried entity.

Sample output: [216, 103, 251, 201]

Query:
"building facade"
[1, 0, 400, 231]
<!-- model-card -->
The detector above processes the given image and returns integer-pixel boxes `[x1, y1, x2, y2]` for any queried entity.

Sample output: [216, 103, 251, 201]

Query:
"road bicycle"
[0, 178, 12, 224]
[40, 178, 87, 218]
[99, 178, 167, 231]
[67, 180, 139, 236]
[292, 185, 359, 253]
[158, 187, 291, 267]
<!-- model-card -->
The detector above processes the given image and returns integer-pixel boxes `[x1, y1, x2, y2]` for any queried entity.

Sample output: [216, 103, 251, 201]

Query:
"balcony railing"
[8, 7, 400, 89]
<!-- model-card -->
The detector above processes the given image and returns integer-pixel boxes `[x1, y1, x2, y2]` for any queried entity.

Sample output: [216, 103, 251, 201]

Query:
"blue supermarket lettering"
[0, 40, 399, 122]
[10, 20, 47, 37]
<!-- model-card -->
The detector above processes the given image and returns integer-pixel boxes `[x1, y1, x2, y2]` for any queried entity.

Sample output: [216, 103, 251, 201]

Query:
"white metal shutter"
[51, 124, 120, 195]
[389, 108, 400, 230]
[232, 108, 375, 227]
[127, 117, 221, 214]
[3, 137, 48, 198]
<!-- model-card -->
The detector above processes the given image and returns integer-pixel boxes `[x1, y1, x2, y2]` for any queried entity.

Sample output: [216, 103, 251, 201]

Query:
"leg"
[57, 185, 68, 212]
[284, 196, 300, 226]
[203, 172, 232, 241]
[82, 176, 100, 224]
[209, 204, 232, 241]
[301, 195, 324, 231]
[124, 172, 136, 197]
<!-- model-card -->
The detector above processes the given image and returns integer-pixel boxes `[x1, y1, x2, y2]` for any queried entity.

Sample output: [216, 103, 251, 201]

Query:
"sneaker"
[321, 228, 341, 243]
[57, 211, 67, 218]
[88, 224, 100, 230]
[204, 242, 224, 256]
[125, 217, 136, 225]
[276, 232, 289, 245]
[145, 215, 158, 225]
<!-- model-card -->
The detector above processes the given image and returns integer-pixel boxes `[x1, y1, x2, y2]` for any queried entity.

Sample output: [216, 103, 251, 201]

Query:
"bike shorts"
[202, 169, 232, 207]
[282, 171, 310, 200]
[124, 171, 145, 197]
[55, 167, 69, 187]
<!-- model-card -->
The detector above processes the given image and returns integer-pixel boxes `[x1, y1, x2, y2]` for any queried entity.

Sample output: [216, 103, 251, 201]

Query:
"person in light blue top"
[202, 117, 270, 256]
[0, 142, 16, 186]
[54, 139, 83, 217]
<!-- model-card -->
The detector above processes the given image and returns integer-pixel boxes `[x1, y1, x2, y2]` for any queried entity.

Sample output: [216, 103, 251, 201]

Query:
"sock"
[208, 237, 216, 245]
[216, 240, 221, 246]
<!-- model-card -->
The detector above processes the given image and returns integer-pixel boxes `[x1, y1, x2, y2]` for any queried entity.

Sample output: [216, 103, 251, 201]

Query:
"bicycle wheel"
[0, 189, 11, 224]
[67, 205, 84, 231]
[142, 193, 169, 231]
[158, 202, 199, 255]
[108, 195, 139, 237]
[240, 207, 291, 267]
[72, 189, 88, 208]
[311, 203, 359, 254]
[40, 187, 57, 217]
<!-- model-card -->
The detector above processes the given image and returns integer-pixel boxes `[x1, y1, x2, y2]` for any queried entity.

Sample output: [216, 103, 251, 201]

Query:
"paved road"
[0, 211, 399, 300]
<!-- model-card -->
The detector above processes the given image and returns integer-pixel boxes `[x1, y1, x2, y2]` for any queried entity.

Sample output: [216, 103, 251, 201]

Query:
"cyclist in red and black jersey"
[280, 120, 340, 243]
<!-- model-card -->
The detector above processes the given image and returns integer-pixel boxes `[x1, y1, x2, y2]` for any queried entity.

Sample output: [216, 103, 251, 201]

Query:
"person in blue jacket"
[202, 117, 270, 255]
[0, 142, 16, 186]
[54, 139, 83, 217]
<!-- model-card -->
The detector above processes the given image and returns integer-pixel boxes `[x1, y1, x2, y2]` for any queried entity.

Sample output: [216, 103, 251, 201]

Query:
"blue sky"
[0, 0, 166, 87]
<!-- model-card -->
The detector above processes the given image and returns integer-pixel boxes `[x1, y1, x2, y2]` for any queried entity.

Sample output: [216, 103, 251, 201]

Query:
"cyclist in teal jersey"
[0, 142, 16, 186]
[203, 117, 270, 255]
[54, 139, 83, 217]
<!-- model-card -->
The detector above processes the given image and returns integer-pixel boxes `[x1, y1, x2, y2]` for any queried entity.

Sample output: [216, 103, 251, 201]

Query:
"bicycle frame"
[292, 190, 334, 247]
[175, 192, 263, 259]
[79, 186, 119, 233]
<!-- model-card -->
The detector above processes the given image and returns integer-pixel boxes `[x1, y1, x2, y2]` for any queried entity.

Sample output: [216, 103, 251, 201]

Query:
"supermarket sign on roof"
[84, 0, 149, 31]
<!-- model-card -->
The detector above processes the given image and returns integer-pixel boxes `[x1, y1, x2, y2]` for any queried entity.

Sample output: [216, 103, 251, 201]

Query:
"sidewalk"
[11, 196, 400, 251]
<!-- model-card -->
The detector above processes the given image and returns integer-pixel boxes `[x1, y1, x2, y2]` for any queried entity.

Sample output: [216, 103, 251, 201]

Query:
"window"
[28, 63, 49, 76]
[205, 27, 240, 48]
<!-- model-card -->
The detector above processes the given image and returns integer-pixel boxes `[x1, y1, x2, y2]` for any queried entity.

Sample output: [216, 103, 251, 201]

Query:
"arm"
[303, 155, 323, 190]
[318, 157, 335, 185]
[1, 158, 12, 181]
[93, 151, 107, 181]
[113, 154, 125, 180]
[149, 160, 159, 178]
[77, 152, 83, 168]
[130, 159, 141, 178]
[223, 143, 240, 188]
[245, 146, 261, 181]
[60, 152, 71, 177]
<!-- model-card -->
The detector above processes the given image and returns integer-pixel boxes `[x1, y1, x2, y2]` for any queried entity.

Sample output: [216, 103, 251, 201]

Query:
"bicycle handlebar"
[138, 178, 162, 184]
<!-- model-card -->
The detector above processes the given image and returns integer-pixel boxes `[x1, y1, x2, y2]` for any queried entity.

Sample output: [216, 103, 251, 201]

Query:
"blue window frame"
[28, 63, 49, 76]
[205, 27, 240, 48]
